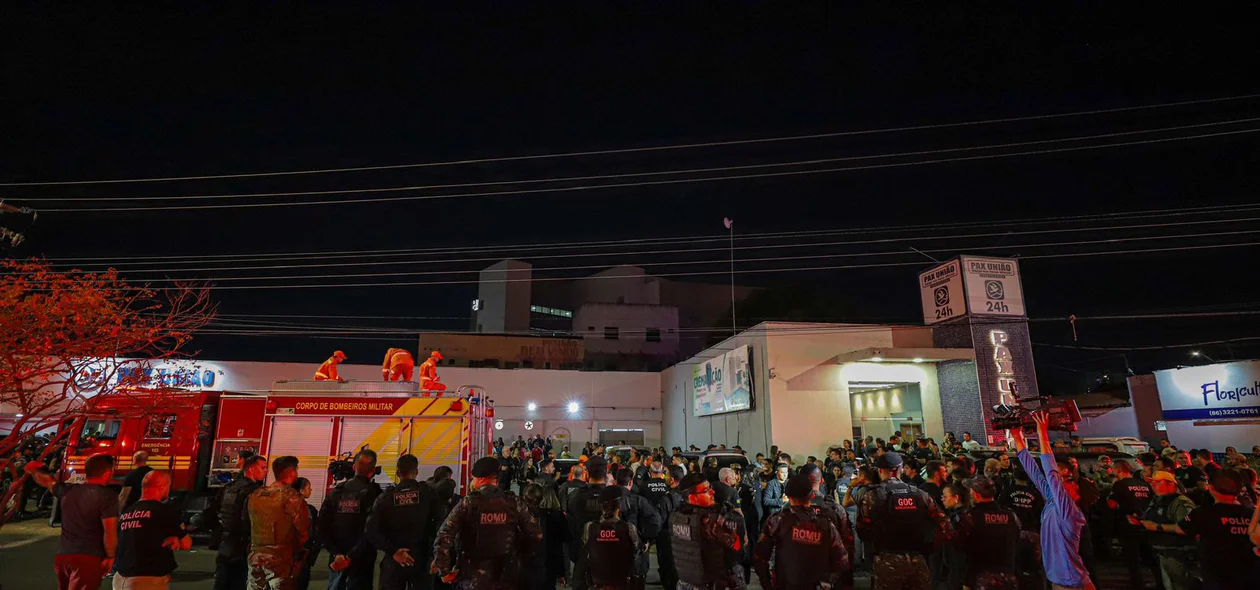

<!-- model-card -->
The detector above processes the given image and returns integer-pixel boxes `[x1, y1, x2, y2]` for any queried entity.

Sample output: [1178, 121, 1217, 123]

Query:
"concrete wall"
[476, 260, 532, 333]
[937, 360, 984, 442]
[661, 322, 952, 464]
[661, 329, 771, 454]
[575, 303, 680, 356]
[574, 266, 660, 305]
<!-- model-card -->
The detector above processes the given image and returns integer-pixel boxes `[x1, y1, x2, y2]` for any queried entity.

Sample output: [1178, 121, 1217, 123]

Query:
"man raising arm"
[1012, 412, 1094, 590]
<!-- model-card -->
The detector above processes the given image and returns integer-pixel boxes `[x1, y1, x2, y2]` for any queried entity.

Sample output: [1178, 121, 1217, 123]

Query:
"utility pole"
[725, 217, 736, 336]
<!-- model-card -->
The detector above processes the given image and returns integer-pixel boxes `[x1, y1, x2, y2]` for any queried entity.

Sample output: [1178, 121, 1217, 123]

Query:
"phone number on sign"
[1204, 407, 1260, 418]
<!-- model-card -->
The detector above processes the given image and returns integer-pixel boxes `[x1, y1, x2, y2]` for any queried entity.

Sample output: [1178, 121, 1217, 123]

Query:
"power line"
[1033, 337, 1260, 351]
[128, 239, 1260, 290]
[50, 214, 1260, 275]
[20, 117, 1260, 204]
[32, 127, 1260, 212]
[7, 93, 1258, 187]
[43, 202, 1260, 264]
[72, 228, 1260, 283]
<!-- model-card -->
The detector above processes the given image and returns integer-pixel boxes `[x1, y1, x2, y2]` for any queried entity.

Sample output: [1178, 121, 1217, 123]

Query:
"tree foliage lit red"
[0, 259, 215, 526]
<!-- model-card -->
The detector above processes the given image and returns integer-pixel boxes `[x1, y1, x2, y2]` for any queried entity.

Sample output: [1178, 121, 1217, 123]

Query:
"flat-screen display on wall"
[693, 345, 754, 416]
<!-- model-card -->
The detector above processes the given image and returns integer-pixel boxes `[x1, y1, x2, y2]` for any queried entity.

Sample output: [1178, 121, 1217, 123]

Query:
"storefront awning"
[830, 347, 975, 364]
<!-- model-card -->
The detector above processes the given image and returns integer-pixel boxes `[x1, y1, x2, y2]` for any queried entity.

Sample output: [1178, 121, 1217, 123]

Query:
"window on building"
[646, 328, 661, 342]
[605, 326, 619, 340]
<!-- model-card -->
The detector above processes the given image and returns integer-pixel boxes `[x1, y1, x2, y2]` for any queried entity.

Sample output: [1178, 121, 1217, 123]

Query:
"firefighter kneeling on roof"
[421, 350, 446, 392]
[314, 350, 347, 381]
[382, 348, 415, 381]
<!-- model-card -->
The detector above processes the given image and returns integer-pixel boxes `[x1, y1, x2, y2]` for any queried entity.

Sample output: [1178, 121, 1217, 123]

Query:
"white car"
[1078, 437, 1150, 456]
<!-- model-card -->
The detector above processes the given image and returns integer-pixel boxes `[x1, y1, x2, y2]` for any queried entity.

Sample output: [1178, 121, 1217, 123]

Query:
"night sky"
[4, 5, 1259, 394]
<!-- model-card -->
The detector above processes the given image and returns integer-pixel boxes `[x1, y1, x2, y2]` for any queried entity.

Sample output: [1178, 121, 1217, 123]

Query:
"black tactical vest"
[328, 476, 380, 555]
[461, 491, 518, 564]
[670, 507, 726, 585]
[774, 508, 831, 589]
[585, 520, 634, 585]
[642, 479, 672, 517]
[873, 480, 931, 554]
[217, 477, 262, 558]
[380, 480, 431, 553]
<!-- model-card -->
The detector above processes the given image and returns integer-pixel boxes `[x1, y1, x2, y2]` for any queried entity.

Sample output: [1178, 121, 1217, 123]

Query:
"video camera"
[989, 386, 1082, 432]
[328, 447, 383, 483]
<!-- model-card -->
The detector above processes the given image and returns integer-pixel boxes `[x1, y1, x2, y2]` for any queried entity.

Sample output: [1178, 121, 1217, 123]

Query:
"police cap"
[784, 474, 813, 500]
[472, 456, 500, 478]
[599, 485, 625, 505]
[874, 451, 904, 469]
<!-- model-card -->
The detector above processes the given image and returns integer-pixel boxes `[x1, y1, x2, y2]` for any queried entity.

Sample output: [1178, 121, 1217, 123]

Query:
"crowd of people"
[17, 427, 1260, 590]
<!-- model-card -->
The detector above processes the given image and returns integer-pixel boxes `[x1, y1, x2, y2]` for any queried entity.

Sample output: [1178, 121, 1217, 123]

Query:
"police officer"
[431, 456, 542, 589]
[800, 464, 856, 562]
[568, 456, 612, 590]
[584, 486, 642, 590]
[637, 463, 681, 589]
[752, 474, 850, 590]
[247, 455, 311, 590]
[670, 473, 745, 590]
[319, 450, 383, 590]
[954, 476, 1020, 589]
[855, 451, 951, 590]
[996, 463, 1043, 588]
[215, 454, 268, 590]
[1136, 471, 1197, 590]
[615, 468, 663, 586]
[366, 454, 444, 590]
[1106, 460, 1154, 590]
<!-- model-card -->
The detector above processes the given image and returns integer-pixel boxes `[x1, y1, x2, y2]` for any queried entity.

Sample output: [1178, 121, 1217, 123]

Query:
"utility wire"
[42, 202, 1260, 264]
[70, 228, 1260, 283]
[44, 215, 1260, 275]
[7, 93, 1258, 187]
[1033, 337, 1260, 351]
[126, 239, 1260, 290]
[19, 117, 1260, 203]
[32, 127, 1260, 212]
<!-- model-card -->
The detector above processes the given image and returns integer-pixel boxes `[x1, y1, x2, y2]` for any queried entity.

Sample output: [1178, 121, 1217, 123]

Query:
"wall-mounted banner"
[693, 345, 754, 417]
[1154, 360, 1260, 420]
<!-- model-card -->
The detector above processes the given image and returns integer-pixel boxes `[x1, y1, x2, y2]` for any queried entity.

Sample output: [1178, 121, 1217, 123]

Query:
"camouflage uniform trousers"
[1153, 548, 1197, 590]
[971, 570, 1019, 590]
[247, 550, 298, 590]
[676, 566, 746, 590]
[871, 554, 929, 590]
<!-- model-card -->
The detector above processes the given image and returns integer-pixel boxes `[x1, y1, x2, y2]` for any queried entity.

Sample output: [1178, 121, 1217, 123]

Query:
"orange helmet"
[333, 350, 347, 360]
[431, 350, 444, 361]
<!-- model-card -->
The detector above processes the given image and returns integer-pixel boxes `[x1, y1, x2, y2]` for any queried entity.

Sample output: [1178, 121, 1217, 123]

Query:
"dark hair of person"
[243, 455, 268, 471]
[856, 466, 879, 484]
[293, 477, 310, 493]
[433, 465, 453, 480]
[355, 449, 378, 465]
[1156, 457, 1177, 471]
[522, 483, 545, 509]
[950, 467, 970, 483]
[588, 462, 608, 481]
[273, 455, 299, 479]
[85, 454, 115, 479]
[945, 481, 972, 508]
[238, 450, 255, 460]
[1194, 449, 1214, 461]
[667, 465, 685, 483]
[616, 469, 634, 487]
[1211, 468, 1242, 496]
[925, 460, 944, 477]
[396, 454, 419, 478]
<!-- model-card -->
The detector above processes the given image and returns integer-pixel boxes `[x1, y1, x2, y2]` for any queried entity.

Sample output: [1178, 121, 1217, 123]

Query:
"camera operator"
[1011, 412, 1094, 590]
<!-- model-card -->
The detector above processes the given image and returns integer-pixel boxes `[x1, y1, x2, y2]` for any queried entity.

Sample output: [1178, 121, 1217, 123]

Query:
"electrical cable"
[7, 92, 1258, 187]
[46, 214, 1260, 274]
[42, 202, 1260, 264]
[32, 127, 1260, 212]
[20, 117, 1260, 203]
[122, 238, 1260, 290]
[83, 228, 1260, 283]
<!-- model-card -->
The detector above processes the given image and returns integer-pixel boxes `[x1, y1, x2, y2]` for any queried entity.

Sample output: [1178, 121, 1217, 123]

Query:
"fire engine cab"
[62, 380, 494, 511]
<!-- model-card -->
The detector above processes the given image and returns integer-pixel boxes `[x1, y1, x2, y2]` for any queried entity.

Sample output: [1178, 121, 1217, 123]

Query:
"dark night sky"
[4, 4, 1260, 392]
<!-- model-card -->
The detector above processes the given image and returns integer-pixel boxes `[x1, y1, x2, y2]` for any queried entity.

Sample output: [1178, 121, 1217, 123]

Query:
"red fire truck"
[61, 380, 494, 510]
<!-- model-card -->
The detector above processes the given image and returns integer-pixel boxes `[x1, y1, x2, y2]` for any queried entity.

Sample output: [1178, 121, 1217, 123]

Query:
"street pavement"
[1, 516, 775, 590]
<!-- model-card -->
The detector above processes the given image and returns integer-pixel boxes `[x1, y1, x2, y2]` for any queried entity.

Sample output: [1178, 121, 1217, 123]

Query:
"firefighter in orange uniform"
[314, 350, 347, 381]
[419, 350, 446, 392]
[382, 348, 415, 381]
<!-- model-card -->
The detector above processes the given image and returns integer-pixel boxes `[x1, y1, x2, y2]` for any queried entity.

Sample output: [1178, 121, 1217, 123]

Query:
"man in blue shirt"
[1012, 411, 1095, 590]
